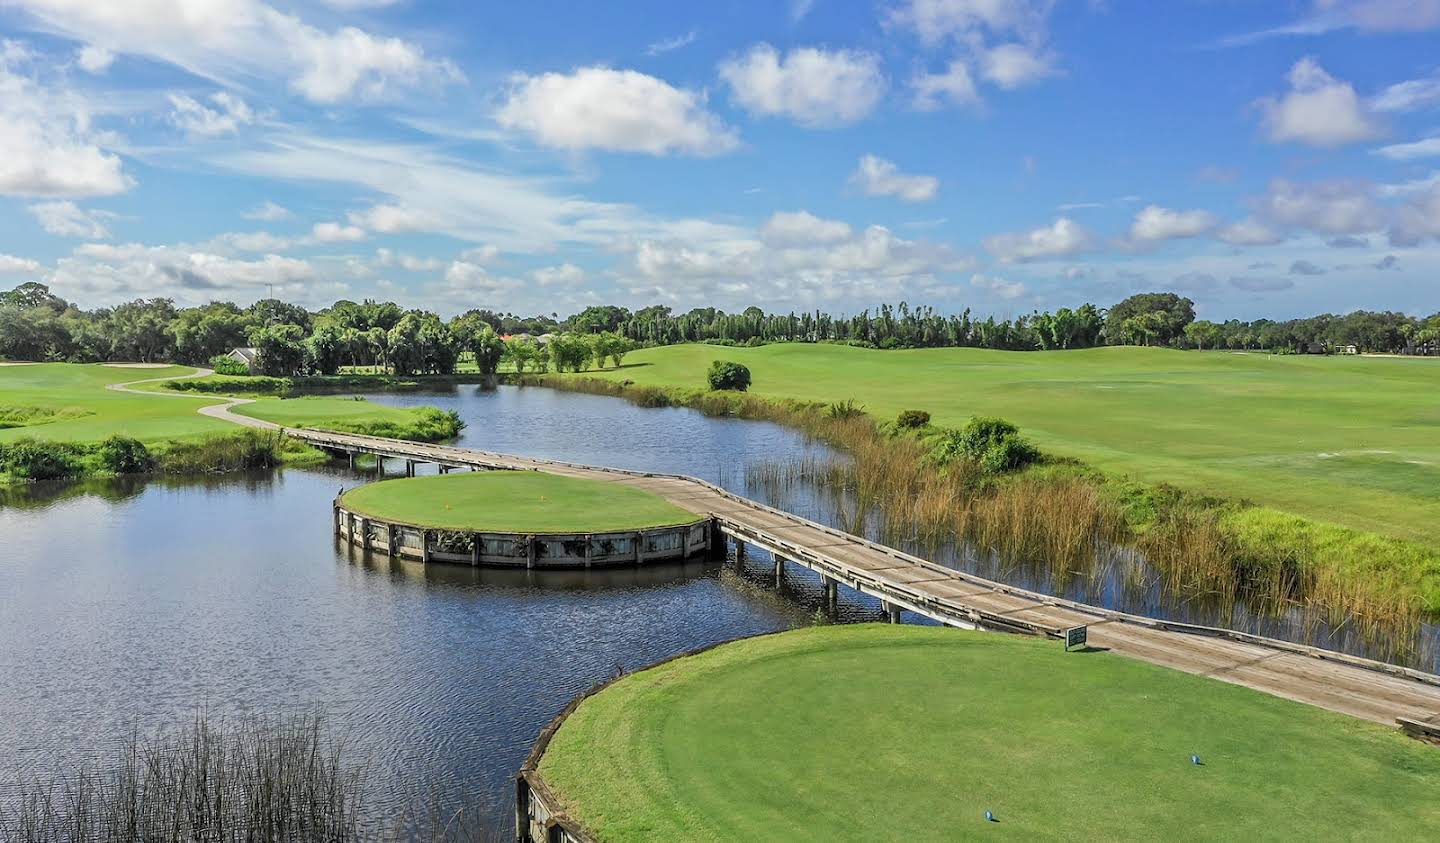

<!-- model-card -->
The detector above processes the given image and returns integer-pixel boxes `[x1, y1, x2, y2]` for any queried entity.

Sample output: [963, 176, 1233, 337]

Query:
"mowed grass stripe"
[339, 472, 700, 533]
[538, 625, 1440, 842]
[562, 344, 1440, 544]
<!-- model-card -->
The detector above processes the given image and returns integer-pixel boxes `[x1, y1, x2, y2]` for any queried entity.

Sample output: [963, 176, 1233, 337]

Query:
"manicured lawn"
[539, 624, 1440, 842]
[338, 472, 699, 533]
[566, 344, 1440, 545]
[0, 363, 230, 443]
[0, 363, 447, 446]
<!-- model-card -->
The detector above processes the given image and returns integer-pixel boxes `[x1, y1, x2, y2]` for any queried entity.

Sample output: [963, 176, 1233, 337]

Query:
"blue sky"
[0, 0, 1438, 320]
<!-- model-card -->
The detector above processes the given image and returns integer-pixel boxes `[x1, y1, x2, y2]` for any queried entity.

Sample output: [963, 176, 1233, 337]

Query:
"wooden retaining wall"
[332, 501, 713, 568]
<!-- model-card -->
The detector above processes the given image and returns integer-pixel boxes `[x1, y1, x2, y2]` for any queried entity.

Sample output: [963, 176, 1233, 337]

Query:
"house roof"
[229, 347, 259, 363]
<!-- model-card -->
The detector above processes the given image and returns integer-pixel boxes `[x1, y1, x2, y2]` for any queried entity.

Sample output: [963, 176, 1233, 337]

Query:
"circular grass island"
[524, 624, 1440, 842]
[334, 472, 711, 567]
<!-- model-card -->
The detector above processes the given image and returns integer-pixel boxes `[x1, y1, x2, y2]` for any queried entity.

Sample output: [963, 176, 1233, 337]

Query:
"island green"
[338, 472, 700, 533]
[538, 624, 1440, 842]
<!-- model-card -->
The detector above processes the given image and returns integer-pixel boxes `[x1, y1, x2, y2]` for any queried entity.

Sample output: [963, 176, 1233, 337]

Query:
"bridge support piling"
[347, 451, 355, 470]
[405, 459, 416, 477]
[774, 555, 785, 588]
[822, 576, 838, 614]
[883, 602, 902, 624]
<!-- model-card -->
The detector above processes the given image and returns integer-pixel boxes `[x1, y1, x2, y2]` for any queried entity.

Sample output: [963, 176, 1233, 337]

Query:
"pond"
[1, 384, 1434, 835]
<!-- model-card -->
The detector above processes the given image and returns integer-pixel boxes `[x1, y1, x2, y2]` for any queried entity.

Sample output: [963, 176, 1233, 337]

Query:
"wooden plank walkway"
[290, 428, 1440, 732]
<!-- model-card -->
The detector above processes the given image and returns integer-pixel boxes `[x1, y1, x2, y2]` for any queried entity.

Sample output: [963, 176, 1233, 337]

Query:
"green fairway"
[564, 344, 1440, 544]
[0, 363, 451, 447]
[539, 624, 1440, 842]
[338, 472, 699, 533]
[0, 363, 231, 443]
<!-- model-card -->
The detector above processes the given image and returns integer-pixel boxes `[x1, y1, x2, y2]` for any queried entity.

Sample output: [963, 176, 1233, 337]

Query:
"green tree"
[305, 322, 349, 375]
[503, 337, 541, 373]
[547, 333, 593, 372]
[1184, 320, 1223, 350]
[249, 323, 308, 376]
[707, 360, 751, 391]
[451, 314, 505, 375]
[1105, 293, 1195, 347]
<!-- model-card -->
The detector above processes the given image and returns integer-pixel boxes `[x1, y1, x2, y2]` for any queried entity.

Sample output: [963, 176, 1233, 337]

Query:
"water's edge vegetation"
[529, 373, 1438, 642]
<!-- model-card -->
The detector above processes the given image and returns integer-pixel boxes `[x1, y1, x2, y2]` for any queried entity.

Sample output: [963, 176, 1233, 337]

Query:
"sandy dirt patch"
[101, 362, 172, 368]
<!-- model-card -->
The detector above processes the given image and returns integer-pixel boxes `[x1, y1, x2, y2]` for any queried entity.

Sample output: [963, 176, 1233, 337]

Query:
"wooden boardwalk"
[291, 428, 1440, 734]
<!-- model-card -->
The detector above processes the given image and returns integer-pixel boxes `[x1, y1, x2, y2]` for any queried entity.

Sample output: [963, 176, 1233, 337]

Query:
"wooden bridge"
[290, 427, 1440, 737]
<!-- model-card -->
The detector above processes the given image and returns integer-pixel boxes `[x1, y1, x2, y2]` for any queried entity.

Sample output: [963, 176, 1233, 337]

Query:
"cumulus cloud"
[969, 272, 1026, 299]
[374, 248, 441, 272]
[75, 44, 114, 73]
[28, 200, 115, 238]
[982, 217, 1091, 262]
[849, 154, 939, 202]
[1289, 259, 1326, 275]
[0, 253, 42, 273]
[0, 45, 131, 197]
[719, 44, 885, 127]
[1171, 272, 1220, 293]
[978, 42, 1056, 89]
[50, 241, 325, 306]
[1216, 218, 1285, 246]
[310, 221, 366, 242]
[1389, 182, 1440, 246]
[910, 59, 980, 109]
[347, 203, 439, 233]
[1255, 178, 1385, 234]
[1127, 205, 1218, 243]
[1258, 57, 1381, 147]
[242, 201, 291, 221]
[760, 210, 853, 245]
[4, 0, 460, 104]
[530, 263, 587, 287]
[168, 91, 254, 137]
[496, 66, 738, 155]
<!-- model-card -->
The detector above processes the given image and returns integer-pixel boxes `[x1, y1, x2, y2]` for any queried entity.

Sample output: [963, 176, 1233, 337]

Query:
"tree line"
[1, 282, 1436, 375]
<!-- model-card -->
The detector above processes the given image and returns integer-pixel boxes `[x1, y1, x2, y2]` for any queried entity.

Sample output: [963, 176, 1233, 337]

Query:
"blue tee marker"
[985, 810, 996, 822]
[1191, 754, 1203, 766]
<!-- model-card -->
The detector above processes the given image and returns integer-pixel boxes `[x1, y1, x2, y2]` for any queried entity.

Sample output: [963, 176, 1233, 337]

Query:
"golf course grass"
[0, 363, 448, 445]
[562, 344, 1440, 546]
[538, 624, 1440, 842]
[338, 472, 700, 533]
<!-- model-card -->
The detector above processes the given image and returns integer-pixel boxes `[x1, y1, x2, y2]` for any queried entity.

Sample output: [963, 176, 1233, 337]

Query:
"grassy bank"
[558, 344, 1440, 545]
[539, 625, 1440, 841]
[532, 372, 1440, 635]
[340, 472, 699, 533]
[0, 363, 461, 483]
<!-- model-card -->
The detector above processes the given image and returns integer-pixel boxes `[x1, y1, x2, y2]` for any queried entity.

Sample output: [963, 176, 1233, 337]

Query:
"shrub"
[826, 399, 865, 419]
[96, 435, 153, 474]
[896, 409, 931, 429]
[209, 354, 251, 376]
[1, 438, 81, 480]
[157, 429, 286, 474]
[930, 417, 1040, 474]
[166, 376, 291, 395]
[707, 360, 751, 391]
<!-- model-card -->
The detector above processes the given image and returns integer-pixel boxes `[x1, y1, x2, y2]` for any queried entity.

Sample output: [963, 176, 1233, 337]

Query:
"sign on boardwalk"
[1064, 625, 1088, 651]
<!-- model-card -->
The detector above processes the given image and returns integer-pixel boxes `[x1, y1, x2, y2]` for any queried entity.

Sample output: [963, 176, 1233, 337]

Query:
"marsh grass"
[544, 375, 1429, 646]
[1, 712, 367, 843]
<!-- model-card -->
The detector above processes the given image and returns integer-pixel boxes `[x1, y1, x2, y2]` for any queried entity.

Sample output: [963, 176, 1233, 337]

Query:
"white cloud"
[1373, 137, 1440, 161]
[911, 59, 980, 109]
[28, 200, 115, 238]
[496, 66, 738, 156]
[760, 211, 853, 245]
[0, 45, 131, 197]
[310, 221, 366, 242]
[645, 30, 697, 56]
[1216, 218, 1285, 246]
[790, 0, 817, 22]
[969, 272, 1026, 299]
[460, 244, 501, 264]
[168, 91, 254, 138]
[0, 253, 42, 273]
[978, 42, 1055, 89]
[887, 0, 1053, 46]
[4, 1, 461, 104]
[531, 263, 587, 287]
[442, 260, 523, 294]
[217, 230, 292, 252]
[1128, 205, 1218, 242]
[1372, 72, 1440, 112]
[1258, 57, 1381, 147]
[374, 248, 441, 272]
[75, 44, 113, 73]
[1255, 178, 1385, 235]
[849, 154, 939, 202]
[982, 217, 1091, 262]
[1389, 182, 1440, 246]
[317, 0, 405, 8]
[347, 203, 439, 233]
[242, 201, 291, 221]
[719, 43, 885, 128]
[50, 241, 325, 306]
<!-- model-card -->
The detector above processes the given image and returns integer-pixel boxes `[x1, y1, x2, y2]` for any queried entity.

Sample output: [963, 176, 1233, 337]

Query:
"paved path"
[108, 367, 277, 429]
[110, 372, 1440, 734]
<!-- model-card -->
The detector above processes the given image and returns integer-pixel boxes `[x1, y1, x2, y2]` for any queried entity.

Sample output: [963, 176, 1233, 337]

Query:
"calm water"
[0, 387, 868, 833]
[2, 385, 1435, 834]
